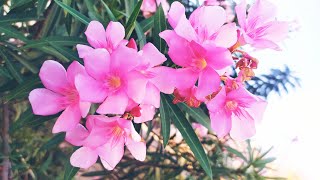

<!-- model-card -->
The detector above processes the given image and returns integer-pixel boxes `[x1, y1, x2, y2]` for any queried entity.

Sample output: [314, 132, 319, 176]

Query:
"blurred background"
[0, 0, 319, 179]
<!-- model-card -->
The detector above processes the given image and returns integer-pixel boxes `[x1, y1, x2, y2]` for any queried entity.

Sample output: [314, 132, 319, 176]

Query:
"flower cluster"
[28, 0, 288, 170]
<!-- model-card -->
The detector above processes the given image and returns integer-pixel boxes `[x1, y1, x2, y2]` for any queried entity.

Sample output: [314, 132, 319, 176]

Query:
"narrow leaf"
[54, 0, 90, 25]
[37, 0, 47, 16]
[0, 11, 40, 23]
[140, 16, 154, 32]
[125, 0, 143, 39]
[22, 36, 87, 49]
[100, 0, 116, 21]
[226, 146, 247, 162]
[0, 49, 23, 83]
[40, 133, 66, 151]
[64, 154, 80, 180]
[177, 103, 211, 130]
[160, 93, 171, 147]
[0, 25, 28, 42]
[153, 5, 166, 53]
[163, 95, 213, 178]
[135, 21, 146, 49]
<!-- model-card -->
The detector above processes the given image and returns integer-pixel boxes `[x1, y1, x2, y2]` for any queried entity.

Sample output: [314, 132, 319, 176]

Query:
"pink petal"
[206, 87, 226, 112]
[263, 21, 289, 43]
[235, 0, 247, 29]
[150, 66, 176, 94]
[160, 30, 193, 67]
[134, 104, 156, 123]
[142, 82, 160, 108]
[126, 137, 146, 161]
[167, 1, 186, 28]
[76, 44, 94, 58]
[110, 46, 140, 72]
[85, 21, 107, 49]
[174, 68, 198, 90]
[52, 105, 81, 133]
[96, 91, 129, 114]
[246, 97, 267, 123]
[213, 23, 238, 48]
[97, 137, 125, 170]
[105, 22, 125, 51]
[75, 74, 107, 103]
[39, 60, 69, 94]
[189, 6, 226, 37]
[83, 126, 110, 148]
[251, 39, 281, 50]
[205, 45, 233, 70]
[125, 71, 148, 103]
[83, 48, 110, 80]
[195, 67, 221, 100]
[141, 43, 167, 67]
[209, 110, 232, 137]
[29, 88, 64, 115]
[70, 147, 98, 169]
[66, 61, 87, 85]
[247, 0, 277, 27]
[227, 87, 257, 107]
[230, 109, 256, 141]
[79, 101, 91, 118]
[174, 15, 197, 42]
[65, 124, 89, 146]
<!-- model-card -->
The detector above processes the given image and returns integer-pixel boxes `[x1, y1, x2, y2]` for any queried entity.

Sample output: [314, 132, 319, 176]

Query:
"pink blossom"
[28, 60, 91, 133]
[160, 2, 237, 100]
[206, 86, 267, 140]
[235, 0, 289, 50]
[204, 0, 220, 6]
[141, 0, 170, 18]
[76, 21, 127, 57]
[192, 123, 208, 138]
[66, 115, 146, 169]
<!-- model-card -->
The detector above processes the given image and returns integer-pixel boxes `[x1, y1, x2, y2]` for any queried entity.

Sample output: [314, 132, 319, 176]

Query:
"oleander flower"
[235, 0, 289, 50]
[76, 21, 127, 57]
[160, 2, 237, 100]
[66, 115, 146, 170]
[29, 60, 91, 133]
[141, 0, 170, 18]
[206, 86, 267, 140]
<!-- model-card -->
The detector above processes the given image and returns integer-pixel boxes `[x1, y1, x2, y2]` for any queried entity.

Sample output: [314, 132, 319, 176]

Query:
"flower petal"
[83, 48, 110, 80]
[150, 66, 176, 94]
[39, 60, 69, 93]
[76, 44, 94, 58]
[134, 104, 156, 123]
[167, 1, 186, 28]
[97, 137, 125, 170]
[174, 68, 198, 90]
[66, 61, 87, 85]
[65, 124, 89, 146]
[126, 137, 146, 161]
[247, 0, 277, 27]
[29, 88, 64, 115]
[205, 45, 233, 70]
[230, 109, 256, 141]
[75, 74, 108, 103]
[52, 105, 81, 133]
[206, 87, 226, 113]
[70, 147, 98, 169]
[235, 0, 247, 29]
[195, 67, 220, 100]
[79, 101, 91, 118]
[142, 82, 160, 108]
[105, 21, 125, 51]
[213, 23, 238, 48]
[110, 46, 140, 72]
[96, 91, 129, 114]
[209, 110, 232, 137]
[85, 21, 107, 48]
[141, 43, 167, 67]
[126, 71, 148, 103]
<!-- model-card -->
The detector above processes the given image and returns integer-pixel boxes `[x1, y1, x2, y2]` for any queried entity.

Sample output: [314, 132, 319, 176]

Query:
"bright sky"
[247, 0, 320, 179]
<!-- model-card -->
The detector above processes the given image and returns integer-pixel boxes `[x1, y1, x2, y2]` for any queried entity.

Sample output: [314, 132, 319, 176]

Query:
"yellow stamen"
[225, 100, 238, 111]
[108, 76, 121, 89]
[195, 58, 207, 70]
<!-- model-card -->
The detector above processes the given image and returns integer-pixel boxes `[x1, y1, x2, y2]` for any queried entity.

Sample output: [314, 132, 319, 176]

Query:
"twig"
[2, 101, 11, 180]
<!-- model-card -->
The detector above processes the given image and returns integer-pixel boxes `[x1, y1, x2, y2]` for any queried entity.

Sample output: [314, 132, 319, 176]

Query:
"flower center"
[107, 76, 121, 89]
[194, 58, 207, 70]
[112, 125, 123, 137]
[225, 100, 238, 111]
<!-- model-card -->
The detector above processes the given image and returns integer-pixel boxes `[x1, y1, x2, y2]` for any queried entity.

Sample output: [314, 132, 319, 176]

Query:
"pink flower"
[173, 86, 202, 108]
[206, 86, 267, 140]
[66, 115, 146, 170]
[204, 0, 220, 6]
[141, 0, 170, 18]
[160, 2, 237, 100]
[75, 45, 148, 115]
[124, 100, 156, 123]
[235, 0, 289, 50]
[28, 60, 91, 133]
[192, 123, 208, 138]
[76, 21, 127, 57]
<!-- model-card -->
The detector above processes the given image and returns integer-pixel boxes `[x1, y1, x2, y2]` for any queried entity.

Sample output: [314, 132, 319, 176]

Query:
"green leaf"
[22, 36, 87, 49]
[40, 133, 66, 151]
[0, 25, 28, 42]
[37, 0, 47, 16]
[100, 0, 116, 21]
[153, 5, 166, 53]
[140, 16, 154, 32]
[177, 103, 211, 130]
[0, 48, 23, 84]
[125, 0, 143, 39]
[0, 66, 12, 79]
[2, 76, 41, 103]
[7, 50, 38, 74]
[162, 95, 213, 178]
[54, 0, 90, 25]
[160, 94, 171, 148]
[11, 0, 33, 9]
[226, 146, 247, 162]
[253, 157, 276, 167]
[82, 170, 110, 177]
[49, 43, 80, 62]
[135, 21, 146, 49]
[64, 149, 80, 180]
[37, 46, 71, 63]
[0, 11, 40, 23]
